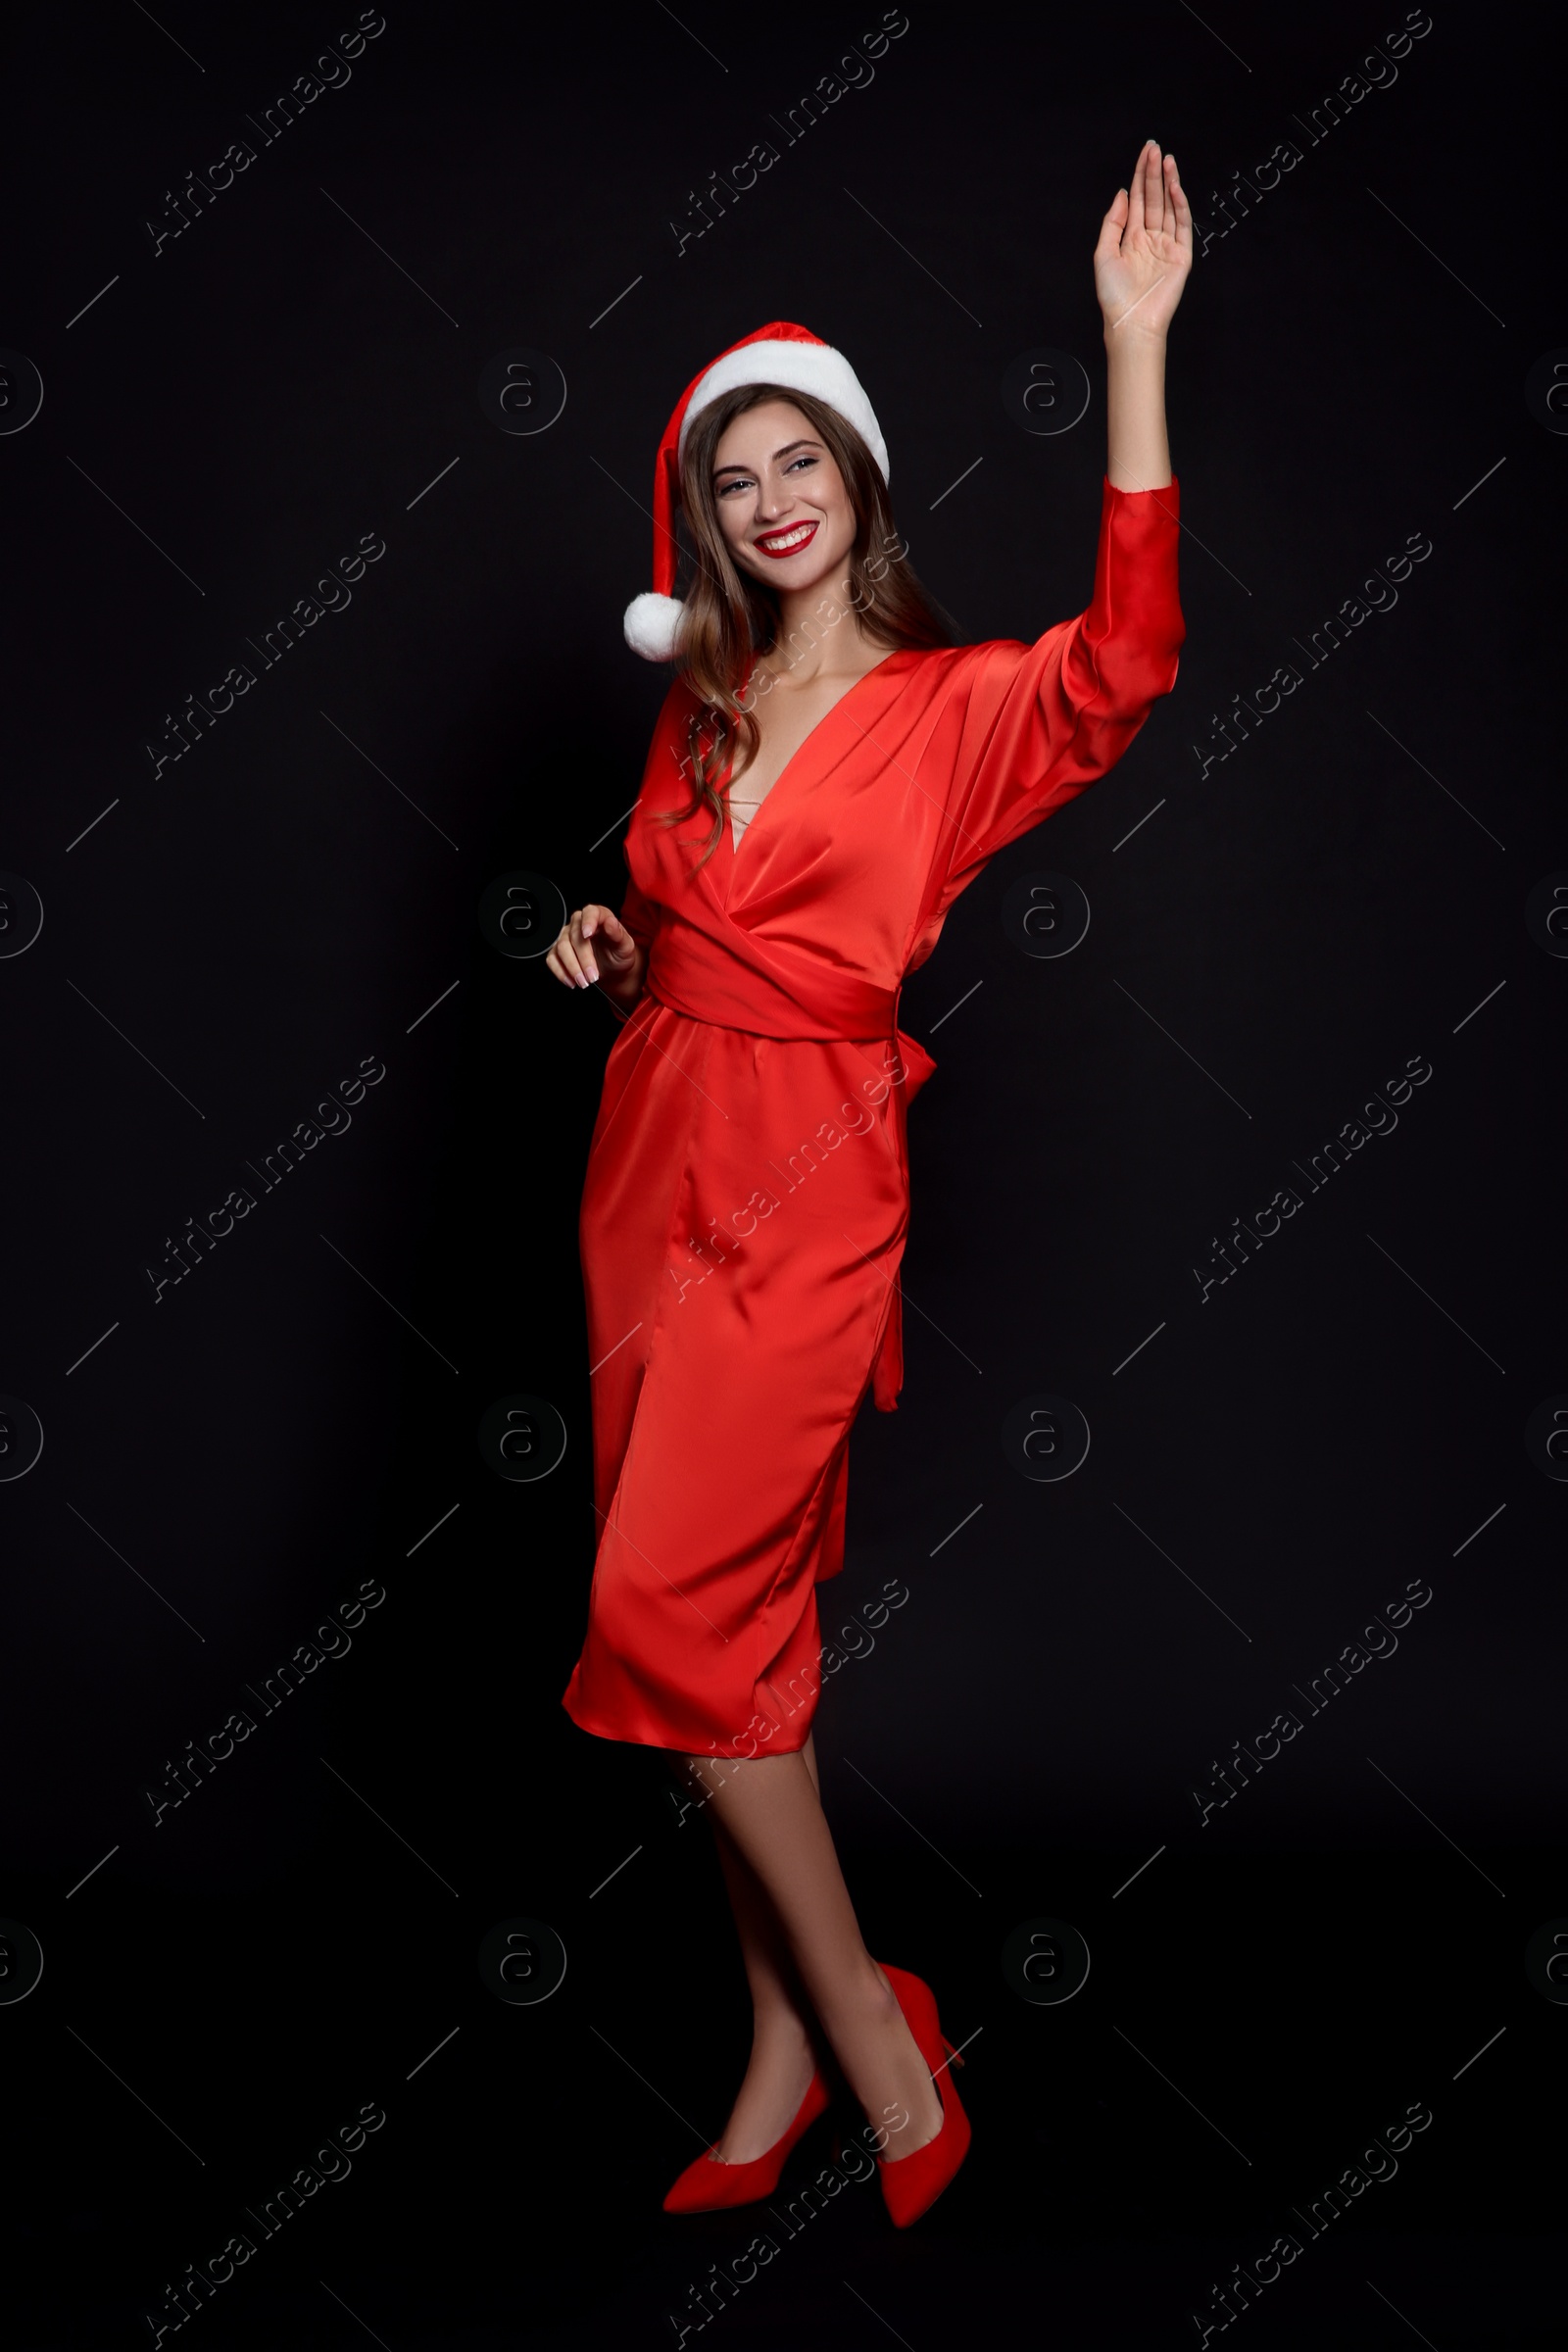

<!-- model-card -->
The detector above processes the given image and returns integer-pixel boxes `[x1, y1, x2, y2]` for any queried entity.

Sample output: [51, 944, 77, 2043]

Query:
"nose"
[755, 470, 794, 521]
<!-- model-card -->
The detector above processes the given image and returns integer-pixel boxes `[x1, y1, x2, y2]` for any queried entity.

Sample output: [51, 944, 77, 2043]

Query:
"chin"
[741, 547, 847, 597]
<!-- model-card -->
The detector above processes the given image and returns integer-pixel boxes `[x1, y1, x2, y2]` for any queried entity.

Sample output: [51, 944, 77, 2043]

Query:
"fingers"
[548, 906, 636, 989]
[550, 907, 598, 988]
[1140, 139, 1162, 235]
[1096, 186, 1129, 261]
[584, 906, 639, 980]
[546, 926, 589, 988]
[581, 907, 609, 984]
[1166, 152, 1193, 253]
[587, 906, 629, 951]
[1128, 141, 1146, 236]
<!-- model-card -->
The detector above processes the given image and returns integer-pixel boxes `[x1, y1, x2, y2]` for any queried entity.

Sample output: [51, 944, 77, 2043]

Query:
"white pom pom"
[622, 591, 684, 662]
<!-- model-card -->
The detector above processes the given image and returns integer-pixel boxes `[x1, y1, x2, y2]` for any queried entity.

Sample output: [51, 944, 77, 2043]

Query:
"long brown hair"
[658, 382, 955, 865]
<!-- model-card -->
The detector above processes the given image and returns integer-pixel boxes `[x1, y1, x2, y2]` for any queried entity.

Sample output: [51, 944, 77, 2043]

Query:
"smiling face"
[710, 398, 859, 597]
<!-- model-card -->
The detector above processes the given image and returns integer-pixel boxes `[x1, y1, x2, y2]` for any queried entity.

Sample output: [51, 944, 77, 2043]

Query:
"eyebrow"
[712, 438, 821, 477]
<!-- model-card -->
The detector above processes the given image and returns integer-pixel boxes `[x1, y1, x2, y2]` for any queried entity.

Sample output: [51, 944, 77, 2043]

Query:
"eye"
[715, 473, 755, 497]
[785, 455, 818, 474]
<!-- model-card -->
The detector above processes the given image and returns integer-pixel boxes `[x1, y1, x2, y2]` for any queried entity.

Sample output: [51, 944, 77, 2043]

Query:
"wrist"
[1102, 319, 1168, 356]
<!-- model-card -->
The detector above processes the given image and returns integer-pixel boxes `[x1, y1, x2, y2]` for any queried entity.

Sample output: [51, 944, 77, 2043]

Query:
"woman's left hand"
[1095, 140, 1193, 341]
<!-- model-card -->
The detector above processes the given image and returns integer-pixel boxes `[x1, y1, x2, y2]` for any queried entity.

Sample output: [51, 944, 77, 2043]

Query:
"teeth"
[760, 522, 813, 551]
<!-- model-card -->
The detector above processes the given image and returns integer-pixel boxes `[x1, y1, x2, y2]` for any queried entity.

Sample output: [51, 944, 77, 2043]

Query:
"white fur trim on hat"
[623, 590, 684, 662]
[678, 340, 890, 484]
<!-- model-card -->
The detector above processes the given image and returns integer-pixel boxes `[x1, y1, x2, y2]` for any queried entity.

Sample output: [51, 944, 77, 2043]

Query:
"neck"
[766, 560, 876, 686]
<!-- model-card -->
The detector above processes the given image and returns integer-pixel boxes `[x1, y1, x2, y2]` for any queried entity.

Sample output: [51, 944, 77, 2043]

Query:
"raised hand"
[1095, 140, 1193, 342]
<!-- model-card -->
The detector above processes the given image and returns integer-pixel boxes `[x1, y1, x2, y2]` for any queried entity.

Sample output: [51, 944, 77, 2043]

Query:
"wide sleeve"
[933, 476, 1184, 903]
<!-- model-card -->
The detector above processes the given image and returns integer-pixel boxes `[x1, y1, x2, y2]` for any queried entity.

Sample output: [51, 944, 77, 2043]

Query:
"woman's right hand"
[546, 904, 646, 1006]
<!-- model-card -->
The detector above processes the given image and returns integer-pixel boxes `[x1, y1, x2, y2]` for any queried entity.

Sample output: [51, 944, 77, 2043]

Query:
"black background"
[2, 2, 1562, 2343]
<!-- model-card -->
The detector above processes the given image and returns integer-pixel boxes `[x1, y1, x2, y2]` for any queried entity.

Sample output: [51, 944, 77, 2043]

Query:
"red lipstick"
[753, 519, 819, 560]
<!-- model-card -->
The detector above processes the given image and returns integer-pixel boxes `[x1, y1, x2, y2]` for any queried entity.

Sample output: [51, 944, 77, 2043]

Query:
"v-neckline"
[723, 650, 904, 866]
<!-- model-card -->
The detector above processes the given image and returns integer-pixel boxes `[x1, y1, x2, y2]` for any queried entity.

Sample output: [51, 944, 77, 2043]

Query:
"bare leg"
[692, 1735, 830, 2163]
[667, 1738, 819, 2162]
[672, 1742, 943, 2162]
[703, 1819, 821, 2161]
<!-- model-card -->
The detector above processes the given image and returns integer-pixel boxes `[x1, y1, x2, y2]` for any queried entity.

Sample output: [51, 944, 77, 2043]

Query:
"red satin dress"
[562, 477, 1184, 1757]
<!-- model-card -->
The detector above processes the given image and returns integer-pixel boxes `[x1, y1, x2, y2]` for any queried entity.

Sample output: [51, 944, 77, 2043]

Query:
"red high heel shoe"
[871, 1964, 970, 2228]
[662, 2067, 832, 2214]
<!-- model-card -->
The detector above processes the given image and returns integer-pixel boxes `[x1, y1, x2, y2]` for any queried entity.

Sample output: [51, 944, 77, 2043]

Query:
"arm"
[930, 484, 1184, 906]
[917, 140, 1191, 909]
[1096, 138, 1192, 490]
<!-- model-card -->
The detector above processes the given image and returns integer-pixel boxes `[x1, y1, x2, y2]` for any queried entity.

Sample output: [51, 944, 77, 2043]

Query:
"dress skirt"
[561, 998, 924, 1758]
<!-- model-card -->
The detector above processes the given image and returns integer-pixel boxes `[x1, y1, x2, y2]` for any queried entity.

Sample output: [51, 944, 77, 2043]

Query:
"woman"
[548, 141, 1191, 2226]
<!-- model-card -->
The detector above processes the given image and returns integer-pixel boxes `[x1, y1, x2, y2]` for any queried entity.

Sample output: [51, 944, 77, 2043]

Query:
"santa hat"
[622, 320, 890, 662]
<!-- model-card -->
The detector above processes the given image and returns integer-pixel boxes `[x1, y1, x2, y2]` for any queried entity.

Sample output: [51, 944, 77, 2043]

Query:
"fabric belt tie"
[645, 914, 936, 1409]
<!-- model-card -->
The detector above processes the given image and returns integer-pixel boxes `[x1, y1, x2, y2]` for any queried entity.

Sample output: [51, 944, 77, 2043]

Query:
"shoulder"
[894, 634, 1068, 694]
[875, 640, 1011, 690]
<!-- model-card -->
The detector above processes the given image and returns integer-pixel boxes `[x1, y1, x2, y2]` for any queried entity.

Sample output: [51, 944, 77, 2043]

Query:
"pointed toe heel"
[662, 2069, 831, 2215]
[873, 1963, 972, 2229]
